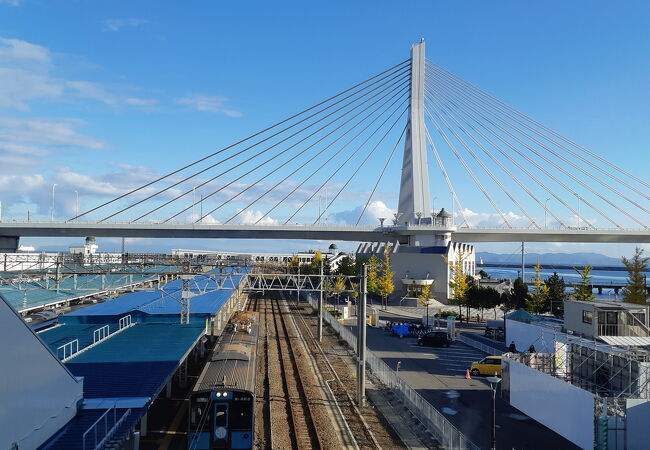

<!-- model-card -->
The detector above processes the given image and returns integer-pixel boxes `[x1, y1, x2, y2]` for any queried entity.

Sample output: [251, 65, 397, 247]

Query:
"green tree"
[545, 272, 568, 316]
[444, 249, 469, 317]
[376, 245, 395, 310]
[478, 269, 490, 279]
[335, 255, 356, 276]
[621, 247, 649, 305]
[467, 285, 501, 320]
[526, 260, 549, 314]
[502, 277, 528, 311]
[573, 266, 595, 301]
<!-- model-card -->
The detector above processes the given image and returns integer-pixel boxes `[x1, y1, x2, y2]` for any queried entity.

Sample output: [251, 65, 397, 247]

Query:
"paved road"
[340, 316, 579, 450]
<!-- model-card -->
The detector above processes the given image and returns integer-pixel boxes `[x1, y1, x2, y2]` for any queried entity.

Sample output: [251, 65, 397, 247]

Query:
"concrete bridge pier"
[598, 287, 603, 295]
[0, 236, 19, 252]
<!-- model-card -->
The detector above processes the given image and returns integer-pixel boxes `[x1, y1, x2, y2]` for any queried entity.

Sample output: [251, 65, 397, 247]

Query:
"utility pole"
[318, 259, 323, 342]
[521, 242, 525, 282]
[357, 264, 367, 406]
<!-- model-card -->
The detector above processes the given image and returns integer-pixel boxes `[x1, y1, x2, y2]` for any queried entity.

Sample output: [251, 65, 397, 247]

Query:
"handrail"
[93, 325, 110, 344]
[118, 314, 132, 329]
[457, 334, 504, 356]
[57, 339, 79, 360]
[82, 406, 131, 450]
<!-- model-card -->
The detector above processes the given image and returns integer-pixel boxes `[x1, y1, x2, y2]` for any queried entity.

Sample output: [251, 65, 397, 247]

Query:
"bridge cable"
[425, 95, 541, 229]
[425, 78, 600, 229]
[424, 127, 470, 227]
[424, 104, 513, 228]
[123, 66, 410, 222]
[425, 85, 566, 228]
[254, 95, 410, 224]
[284, 102, 408, 224]
[189, 78, 410, 224]
[132, 71, 410, 222]
[224, 85, 410, 224]
[356, 124, 407, 225]
[199, 81, 409, 223]
[427, 75, 627, 229]
[427, 67, 649, 224]
[70, 59, 409, 221]
[428, 63, 650, 205]
[313, 106, 408, 224]
[426, 60, 650, 192]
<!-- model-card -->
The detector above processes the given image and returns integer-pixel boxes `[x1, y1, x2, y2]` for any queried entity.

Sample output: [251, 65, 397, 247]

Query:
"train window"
[190, 405, 205, 427]
[215, 404, 228, 427]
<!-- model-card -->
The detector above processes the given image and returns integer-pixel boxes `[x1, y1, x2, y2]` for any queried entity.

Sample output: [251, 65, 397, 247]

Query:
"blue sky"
[0, 0, 648, 257]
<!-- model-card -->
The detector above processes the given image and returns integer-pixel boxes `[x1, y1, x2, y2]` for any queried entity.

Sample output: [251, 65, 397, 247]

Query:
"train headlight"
[216, 392, 222, 397]
[222, 392, 228, 397]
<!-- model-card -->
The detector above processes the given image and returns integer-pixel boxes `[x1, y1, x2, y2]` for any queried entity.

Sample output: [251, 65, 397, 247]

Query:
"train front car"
[189, 313, 258, 450]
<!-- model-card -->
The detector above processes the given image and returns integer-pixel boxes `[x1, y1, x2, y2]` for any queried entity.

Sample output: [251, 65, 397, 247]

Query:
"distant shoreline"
[478, 262, 628, 272]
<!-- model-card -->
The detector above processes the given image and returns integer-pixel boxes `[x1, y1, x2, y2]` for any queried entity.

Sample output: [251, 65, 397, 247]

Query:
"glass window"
[582, 310, 593, 324]
[215, 404, 228, 427]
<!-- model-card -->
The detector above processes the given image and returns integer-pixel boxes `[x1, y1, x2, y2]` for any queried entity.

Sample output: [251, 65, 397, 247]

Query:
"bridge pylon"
[398, 38, 431, 226]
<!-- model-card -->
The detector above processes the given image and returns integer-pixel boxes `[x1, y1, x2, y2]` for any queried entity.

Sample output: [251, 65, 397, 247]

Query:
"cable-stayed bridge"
[0, 40, 648, 250]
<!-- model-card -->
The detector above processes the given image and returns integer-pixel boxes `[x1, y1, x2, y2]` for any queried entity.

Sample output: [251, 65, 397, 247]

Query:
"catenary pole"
[357, 264, 367, 406]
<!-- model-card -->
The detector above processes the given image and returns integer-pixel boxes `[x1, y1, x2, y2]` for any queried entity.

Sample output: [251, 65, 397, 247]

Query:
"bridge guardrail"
[304, 293, 478, 450]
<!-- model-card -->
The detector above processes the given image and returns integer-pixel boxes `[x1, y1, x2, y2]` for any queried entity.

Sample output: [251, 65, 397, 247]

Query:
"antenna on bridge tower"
[398, 38, 431, 226]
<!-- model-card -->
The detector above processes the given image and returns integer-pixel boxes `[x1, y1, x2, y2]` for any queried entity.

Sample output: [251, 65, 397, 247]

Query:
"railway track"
[288, 301, 382, 449]
[271, 297, 324, 449]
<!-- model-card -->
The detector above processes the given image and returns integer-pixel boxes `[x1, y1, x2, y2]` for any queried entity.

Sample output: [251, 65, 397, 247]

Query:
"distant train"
[188, 313, 258, 450]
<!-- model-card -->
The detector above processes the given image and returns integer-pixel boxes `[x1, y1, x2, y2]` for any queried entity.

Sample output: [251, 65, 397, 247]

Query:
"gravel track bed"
[292, 302, 408, 449]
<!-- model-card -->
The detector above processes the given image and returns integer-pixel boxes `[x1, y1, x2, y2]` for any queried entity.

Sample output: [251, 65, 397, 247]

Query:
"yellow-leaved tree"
[526, 259, 548, 314]
[444, 248, 469, 317]
[376, 244, 395, 310]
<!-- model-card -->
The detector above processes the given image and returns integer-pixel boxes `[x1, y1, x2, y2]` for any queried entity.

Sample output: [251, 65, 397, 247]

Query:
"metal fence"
[304, 293, 478, 450]
[458, 334, 504, 356]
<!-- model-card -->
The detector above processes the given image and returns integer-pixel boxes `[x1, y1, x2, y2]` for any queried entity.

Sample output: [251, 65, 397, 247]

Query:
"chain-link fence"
[304, 293, 478, 450]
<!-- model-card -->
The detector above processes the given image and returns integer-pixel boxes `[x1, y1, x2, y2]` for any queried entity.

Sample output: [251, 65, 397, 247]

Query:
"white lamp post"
[50, 184, 57, 221]
[487, 375, 502, 450]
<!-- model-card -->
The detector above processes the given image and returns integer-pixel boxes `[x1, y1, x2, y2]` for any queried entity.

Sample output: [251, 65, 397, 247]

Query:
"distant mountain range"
[476, 251, 623, 267]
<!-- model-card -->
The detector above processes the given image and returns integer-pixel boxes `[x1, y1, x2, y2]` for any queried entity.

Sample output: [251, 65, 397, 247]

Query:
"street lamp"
[544, 198, 550, 228]
[378, 217, 385, 230]
[575, 194, 582, 229]
[487, 375, 502, 450]
[75, 190, 79, 219]
[50, 184, 57, 221]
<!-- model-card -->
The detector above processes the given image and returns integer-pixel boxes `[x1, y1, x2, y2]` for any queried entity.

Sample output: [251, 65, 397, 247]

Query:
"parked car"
[417, 331, 452, 347]
[469, 356, 502, 376]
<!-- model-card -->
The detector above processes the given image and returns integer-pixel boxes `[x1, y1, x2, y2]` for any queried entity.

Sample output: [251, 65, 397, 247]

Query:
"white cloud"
[0, 0, 21, 6]
[0, 117, 107, 149]
[0, 67, 63, 110]
[237, 209, 278, 225]
[0, 38, 49, 62]
[124, 97, 158, 107]
[175, 94, 242, 117]
[187, 213, 220, 224]
[66, 81, 118, 105]
[103, 18, 148, 32]
[330, 200, 395, 225]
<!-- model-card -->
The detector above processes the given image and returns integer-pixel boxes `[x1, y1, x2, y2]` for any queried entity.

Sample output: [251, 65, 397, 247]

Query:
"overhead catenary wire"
[427, 68, 648, 227]
[424, 127, 470, 227]
[193, 79, 410, 224]
[225, 85, 410, 224]
[425, 86, 565, 228]
[135, 70, 411, 223]
[426, 60, 650, 192]
[254, 94, 410, 225]
[313, 106, 408, 224]
[425, 104, 512, 228]
[356, 124, 407, 225]
[425, 77, 599, 229]
[70, 59, 410, 222]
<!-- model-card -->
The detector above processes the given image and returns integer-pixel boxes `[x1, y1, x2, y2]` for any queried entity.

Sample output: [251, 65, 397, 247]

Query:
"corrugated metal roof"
[37, 322, 119, 355]
[66, 322, 204, 363]
[599, 336, 650, 347]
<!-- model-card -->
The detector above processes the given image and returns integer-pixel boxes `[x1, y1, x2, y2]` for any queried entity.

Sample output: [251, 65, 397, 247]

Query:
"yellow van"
[469, 356, 502, 377]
